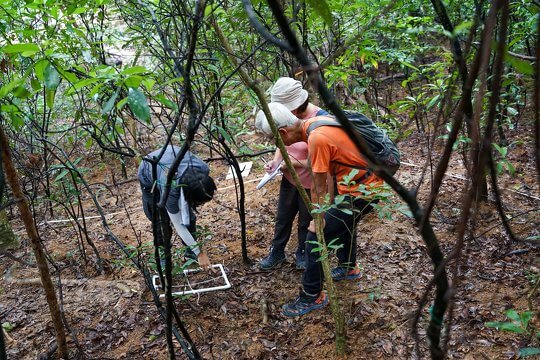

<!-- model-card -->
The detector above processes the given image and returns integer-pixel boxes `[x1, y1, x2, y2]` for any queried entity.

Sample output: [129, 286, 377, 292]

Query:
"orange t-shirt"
[301, 117, 383, 196]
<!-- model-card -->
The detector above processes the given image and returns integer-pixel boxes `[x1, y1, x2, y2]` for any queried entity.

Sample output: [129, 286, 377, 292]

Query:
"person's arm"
[307, 172, 328, 232]
[167, 210, 212, 271]
[327, 174, 336, 204]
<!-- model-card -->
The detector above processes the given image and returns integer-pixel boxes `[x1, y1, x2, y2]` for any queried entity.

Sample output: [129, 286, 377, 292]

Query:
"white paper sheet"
[256, 161, 283, 189]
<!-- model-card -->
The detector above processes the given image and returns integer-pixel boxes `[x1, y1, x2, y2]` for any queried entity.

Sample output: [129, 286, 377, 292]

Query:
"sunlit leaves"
[305, 0, 333, 26]
[2, 43, 40, 57]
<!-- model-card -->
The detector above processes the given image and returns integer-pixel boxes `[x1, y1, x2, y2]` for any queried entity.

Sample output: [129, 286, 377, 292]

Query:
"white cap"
[270, 77, 308, 111]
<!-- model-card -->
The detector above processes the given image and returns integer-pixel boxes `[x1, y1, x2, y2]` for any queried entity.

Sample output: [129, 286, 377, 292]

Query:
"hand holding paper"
[256, 160, 284, 189]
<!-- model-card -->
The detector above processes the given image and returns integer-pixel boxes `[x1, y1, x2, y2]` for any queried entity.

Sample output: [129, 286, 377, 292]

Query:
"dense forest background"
[0, 0, 538, 359]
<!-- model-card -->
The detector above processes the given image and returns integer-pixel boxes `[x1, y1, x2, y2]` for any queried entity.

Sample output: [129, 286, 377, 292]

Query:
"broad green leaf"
[3, 43, 40, 56]
[519, 311, 533, 327]
[13, 86, 31, 99]
[55, 168, 70, 182]
[121, 66, 149, 75]
[124, 75, 142, 88]
[46, 89, 55, 108]
[127, 88, 150, 122]
[102, 87, 120, 115]
[88, 83, 103, 98]
[305, 0, 332, 26]
[84, 137, 93, 149]
[426, 94, 441, 109]
[506, 106, 518, 116]
[71, 7, 87, 15]
[0, 77, 25, 99]
[31, 78, 41, 91]
[505, 309, 520, 322]
[505, 54, 534, 75]
[155, 94, 178, 111]
[116, 97, 128, 110]
[71, 78, 100, 92]
[44, 63, 60, 90]
[142, 78, 156, 92]
[34, 59, 48, 82]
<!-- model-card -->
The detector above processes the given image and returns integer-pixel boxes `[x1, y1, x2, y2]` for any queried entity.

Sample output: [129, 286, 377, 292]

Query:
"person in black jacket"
[138, 145, 216, 270]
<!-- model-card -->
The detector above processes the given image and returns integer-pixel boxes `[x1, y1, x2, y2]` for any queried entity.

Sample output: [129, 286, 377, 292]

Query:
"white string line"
[35, 162, 538, 225]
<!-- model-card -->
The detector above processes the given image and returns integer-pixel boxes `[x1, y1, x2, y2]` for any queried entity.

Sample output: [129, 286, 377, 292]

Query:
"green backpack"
[306, 111, 400, 176]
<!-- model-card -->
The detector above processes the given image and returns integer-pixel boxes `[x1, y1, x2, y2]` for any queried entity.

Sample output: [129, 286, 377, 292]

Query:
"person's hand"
[197, 252, 215, 272]
[307, 217, 326, 233]
[264, 160, 277, 173]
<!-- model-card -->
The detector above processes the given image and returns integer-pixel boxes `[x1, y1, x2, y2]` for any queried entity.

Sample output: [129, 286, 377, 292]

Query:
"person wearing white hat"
[258, 77, 329, 271]
[255, 102, 382, 317]
[270, 77, 325, 120]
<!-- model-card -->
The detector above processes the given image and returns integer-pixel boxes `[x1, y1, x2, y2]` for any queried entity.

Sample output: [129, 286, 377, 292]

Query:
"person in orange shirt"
[255, 102, 382, 317]
[257, 77, 329, 270]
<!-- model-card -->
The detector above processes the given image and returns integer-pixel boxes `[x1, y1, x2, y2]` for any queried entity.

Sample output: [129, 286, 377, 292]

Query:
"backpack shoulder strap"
[306, 118, 341, 136]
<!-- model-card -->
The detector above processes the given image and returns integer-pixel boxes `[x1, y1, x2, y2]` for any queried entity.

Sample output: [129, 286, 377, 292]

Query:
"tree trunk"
[0, 125, 69, 359]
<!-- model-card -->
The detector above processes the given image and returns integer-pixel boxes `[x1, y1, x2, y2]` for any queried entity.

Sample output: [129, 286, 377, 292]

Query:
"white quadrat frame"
[152, 263, 231, 297]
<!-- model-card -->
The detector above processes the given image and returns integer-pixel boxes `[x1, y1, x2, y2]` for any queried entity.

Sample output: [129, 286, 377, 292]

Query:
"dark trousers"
[271, 178, 312, 257]
[302, 196, 376, 295]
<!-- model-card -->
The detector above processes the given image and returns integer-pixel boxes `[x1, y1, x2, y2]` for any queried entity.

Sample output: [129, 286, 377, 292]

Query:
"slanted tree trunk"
[0, 124, 68, 359]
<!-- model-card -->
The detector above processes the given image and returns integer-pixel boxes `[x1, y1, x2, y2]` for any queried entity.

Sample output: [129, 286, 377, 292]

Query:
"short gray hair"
[255, 102, 299, 136]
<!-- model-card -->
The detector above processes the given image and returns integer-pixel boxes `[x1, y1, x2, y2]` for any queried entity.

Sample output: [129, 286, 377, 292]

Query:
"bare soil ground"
[1, 124, 538, 359]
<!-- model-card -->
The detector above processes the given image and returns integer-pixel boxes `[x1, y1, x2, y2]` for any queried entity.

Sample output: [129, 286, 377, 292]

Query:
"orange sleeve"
[308, 133, 331, 174]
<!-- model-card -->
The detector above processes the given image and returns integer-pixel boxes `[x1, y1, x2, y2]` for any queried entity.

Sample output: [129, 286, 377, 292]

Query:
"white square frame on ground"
[151, 263, 232, 297]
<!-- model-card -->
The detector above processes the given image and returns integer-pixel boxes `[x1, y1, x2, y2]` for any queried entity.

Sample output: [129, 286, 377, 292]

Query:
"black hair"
[294, 96, 310, 114]
[181, 169, 217, 208]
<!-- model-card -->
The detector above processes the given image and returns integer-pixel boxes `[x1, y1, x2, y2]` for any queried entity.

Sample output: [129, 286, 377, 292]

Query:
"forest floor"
[1, 121, 539, 360]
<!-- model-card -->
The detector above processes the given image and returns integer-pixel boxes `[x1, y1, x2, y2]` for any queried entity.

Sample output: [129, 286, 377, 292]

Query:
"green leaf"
[102, 87, 120, 115]
[34, 59, 48, 82]
[426, 94, 441, 109]
[116, 97, 128, 110]
[519, 348, 540, 357]
[0, 77, 25, 99]
[142, 78, 156, 92]
[155, 94, 178, 111]
[3, 43, 40, 56]
[519, 311, 533, 327]
[2, 322, 14, 332]
[44, 63, 60, 90]
[121, 65, 149, 75]
[505, 309, 520, 322]
[124, 75, 142, 89]
[55, 169, 70, 182]
[46, 89, 55, 108]
[127, 88, 150, 122]
[506, 106, 518, 116]
[13, 86, 31, 99]
[505, 54, 534, 75]
[31, 78, 41, 91]
[305, 0, 333, 26]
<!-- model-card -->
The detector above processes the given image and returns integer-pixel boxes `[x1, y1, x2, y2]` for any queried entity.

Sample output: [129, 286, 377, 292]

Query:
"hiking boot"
[331, 264, 362, 281]
[259, 252, 286, 270]
[295, 252, 306, 270]
[282, 291, 328, 317]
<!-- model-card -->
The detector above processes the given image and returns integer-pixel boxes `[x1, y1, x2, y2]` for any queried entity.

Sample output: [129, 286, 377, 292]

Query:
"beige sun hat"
[270, 77, 308, 111]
